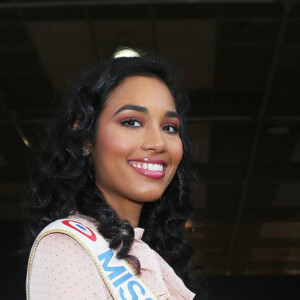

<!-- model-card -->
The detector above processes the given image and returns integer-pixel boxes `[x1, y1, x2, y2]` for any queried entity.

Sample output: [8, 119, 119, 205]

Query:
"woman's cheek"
[102, 127, 133, 152]
[173, 138, 183, 164]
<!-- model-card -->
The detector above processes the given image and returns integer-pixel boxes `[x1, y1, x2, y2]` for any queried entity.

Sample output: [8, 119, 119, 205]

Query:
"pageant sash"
[26, 219, 157, 300]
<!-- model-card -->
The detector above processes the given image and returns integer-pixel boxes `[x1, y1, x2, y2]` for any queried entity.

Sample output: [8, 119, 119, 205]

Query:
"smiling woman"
[92, 76, 183, 228]
[25, 48, 197, 299]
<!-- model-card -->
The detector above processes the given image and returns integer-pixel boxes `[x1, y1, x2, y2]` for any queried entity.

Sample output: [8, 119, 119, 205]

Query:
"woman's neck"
[99, 189, 143, 228]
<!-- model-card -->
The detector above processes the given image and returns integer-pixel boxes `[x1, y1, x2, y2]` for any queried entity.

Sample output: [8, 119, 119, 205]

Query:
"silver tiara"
[113, 47, 141, 59]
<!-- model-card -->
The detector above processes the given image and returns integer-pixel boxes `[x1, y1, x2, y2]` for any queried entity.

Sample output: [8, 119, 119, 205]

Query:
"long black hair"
[25, 51, 196, 291]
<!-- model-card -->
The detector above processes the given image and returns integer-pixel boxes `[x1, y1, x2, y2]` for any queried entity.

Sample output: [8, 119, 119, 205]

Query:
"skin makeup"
[91, 76, 183, 227]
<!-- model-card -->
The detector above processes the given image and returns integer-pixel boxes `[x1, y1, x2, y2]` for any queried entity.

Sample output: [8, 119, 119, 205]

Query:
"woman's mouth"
[128, 160, 167, 179]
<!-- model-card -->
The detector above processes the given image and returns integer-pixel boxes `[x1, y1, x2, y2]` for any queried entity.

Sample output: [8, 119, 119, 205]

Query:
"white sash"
[26, 219, 157, 300]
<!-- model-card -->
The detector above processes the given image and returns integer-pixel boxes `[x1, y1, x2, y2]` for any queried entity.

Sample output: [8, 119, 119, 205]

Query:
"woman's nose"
[141, 126, 167, 153]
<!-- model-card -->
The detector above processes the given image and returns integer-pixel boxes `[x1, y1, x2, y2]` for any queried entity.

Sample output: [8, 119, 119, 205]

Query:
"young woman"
[26, 48, 196, 299]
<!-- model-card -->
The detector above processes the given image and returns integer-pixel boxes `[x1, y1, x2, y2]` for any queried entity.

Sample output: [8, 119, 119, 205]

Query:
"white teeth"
[131, 162, 164, 171]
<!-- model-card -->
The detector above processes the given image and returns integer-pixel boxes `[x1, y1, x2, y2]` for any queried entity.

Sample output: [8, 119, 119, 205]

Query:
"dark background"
[0, 0, 299, 299]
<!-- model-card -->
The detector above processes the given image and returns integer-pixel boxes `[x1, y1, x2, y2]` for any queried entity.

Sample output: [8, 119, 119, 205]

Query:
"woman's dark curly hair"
[25, 51, 196, 291]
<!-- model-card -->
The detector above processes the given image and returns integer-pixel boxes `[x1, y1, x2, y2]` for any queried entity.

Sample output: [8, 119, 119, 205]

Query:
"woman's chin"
[129, 192, 163, 204]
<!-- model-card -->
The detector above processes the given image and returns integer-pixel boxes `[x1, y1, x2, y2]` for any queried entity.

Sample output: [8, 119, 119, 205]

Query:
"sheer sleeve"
[29, 233, 112, 300]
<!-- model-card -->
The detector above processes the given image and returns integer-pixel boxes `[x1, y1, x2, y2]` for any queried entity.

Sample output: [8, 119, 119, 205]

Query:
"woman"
[25, 48, 196, 299]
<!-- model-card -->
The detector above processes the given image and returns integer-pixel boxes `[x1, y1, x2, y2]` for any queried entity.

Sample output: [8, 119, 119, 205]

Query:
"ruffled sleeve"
[131, 228, 195, 300]
[154, 251, 196, 300]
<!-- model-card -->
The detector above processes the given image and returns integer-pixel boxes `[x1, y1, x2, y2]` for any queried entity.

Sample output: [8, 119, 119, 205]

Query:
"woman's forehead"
[104, 75, 176, 112]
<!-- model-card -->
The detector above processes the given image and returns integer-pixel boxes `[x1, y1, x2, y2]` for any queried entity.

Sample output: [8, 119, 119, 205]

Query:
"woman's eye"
[163, 125, 179, 134]
[120, 118, 142, 128]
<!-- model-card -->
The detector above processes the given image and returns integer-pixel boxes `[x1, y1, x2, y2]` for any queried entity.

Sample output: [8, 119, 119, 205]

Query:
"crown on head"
[113, 47, 141, 59]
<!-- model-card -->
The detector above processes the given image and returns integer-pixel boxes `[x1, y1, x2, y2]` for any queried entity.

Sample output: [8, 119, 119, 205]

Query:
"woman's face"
[91, 75, 183, 206]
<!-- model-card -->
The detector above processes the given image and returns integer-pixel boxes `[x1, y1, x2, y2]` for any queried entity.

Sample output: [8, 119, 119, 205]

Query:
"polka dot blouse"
[28, 214, 195, 299]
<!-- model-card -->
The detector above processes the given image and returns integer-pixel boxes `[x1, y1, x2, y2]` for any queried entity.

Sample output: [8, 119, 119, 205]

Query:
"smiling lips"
[128, 158, 167, 179]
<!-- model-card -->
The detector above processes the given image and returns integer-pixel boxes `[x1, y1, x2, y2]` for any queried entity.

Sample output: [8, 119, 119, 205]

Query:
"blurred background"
[0, 0, 299, 299]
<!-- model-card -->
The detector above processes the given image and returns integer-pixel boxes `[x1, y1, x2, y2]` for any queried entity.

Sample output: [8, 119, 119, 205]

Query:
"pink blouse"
[28, 215, 195, 299]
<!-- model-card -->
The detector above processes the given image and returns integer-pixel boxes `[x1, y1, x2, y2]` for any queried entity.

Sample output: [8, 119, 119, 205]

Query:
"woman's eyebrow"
[165, 111, 179, 119]
[113, 104, 148, 116]
[113, 104, 179, 119]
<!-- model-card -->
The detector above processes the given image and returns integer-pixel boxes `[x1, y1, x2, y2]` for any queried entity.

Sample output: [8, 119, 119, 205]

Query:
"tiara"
[113, 47, 141, 59]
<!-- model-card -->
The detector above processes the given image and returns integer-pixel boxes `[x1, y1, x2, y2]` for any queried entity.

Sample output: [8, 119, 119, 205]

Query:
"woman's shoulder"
[68, 212, 99, 228]
[27, 221, 111, 299]
[32, 213, 99, 241]
[28, 213, 100, 279]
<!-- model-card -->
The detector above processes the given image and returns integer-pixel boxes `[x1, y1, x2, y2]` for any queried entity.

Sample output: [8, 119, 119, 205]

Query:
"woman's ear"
[73, 120, 80, 131]
[73, 120, 92, 155]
